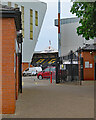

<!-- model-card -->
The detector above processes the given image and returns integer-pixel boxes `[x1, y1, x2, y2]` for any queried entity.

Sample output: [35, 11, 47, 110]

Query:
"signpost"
[58, 0, 61, 57]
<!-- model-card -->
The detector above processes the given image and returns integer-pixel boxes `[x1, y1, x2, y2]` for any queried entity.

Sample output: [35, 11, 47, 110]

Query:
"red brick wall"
[0, 18, 2, 114]
[1, 18, 16, 114]
[22, 62, 33, 72]
[80, 51, 96, 80]
[22, 62, 29, 72]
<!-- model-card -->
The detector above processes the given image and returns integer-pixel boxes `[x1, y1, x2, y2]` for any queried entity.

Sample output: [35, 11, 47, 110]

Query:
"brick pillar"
[0, 18, 2, 114]
[1, 18, 16, 114]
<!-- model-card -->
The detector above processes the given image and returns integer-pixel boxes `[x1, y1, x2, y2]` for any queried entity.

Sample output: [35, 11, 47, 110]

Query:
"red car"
[37, 66, 56, 80]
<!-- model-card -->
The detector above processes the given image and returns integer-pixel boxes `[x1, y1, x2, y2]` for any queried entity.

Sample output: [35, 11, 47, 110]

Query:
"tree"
[70, 2, 96, 40]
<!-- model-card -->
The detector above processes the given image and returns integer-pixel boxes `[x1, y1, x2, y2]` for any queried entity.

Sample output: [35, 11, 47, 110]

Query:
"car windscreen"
[50, 67, 56, 71]
[44, 67, 55, 72]
[44, 68, 50, 72]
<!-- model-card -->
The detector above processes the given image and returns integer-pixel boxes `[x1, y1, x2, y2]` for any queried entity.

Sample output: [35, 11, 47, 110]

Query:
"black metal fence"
[60, 64, 78, 82]
[56, 51, 79, 83]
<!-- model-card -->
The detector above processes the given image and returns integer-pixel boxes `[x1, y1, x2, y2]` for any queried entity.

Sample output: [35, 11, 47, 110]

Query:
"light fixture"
[90, 51, 93, 55]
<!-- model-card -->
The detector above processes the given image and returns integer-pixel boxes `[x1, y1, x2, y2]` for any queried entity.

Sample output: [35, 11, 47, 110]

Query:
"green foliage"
[70, 2, 96, 40]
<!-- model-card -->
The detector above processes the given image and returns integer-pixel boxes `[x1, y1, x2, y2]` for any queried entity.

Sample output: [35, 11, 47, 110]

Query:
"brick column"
[0, 18, 2, 114]
[2, 18, 16, 114]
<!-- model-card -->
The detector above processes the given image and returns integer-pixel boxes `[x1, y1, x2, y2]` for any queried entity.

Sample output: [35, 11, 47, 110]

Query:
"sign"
[85, 61, 89, 68]
[81, 65, 83, 69]
[60, 65, 62, 70]
[64, 65, 66, 70]
[90, 64, 92, 68]
[60, 64, 66, 70]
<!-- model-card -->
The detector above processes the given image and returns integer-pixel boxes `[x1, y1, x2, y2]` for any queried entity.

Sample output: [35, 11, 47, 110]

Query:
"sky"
[35, 0, 76, 51]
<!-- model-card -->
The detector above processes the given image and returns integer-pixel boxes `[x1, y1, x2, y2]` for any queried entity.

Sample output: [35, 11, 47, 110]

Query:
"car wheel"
[38, 75, 43, 80]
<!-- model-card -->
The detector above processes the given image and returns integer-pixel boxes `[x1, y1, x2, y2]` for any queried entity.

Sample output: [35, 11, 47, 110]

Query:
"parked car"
[23, 67, 42, 76]
[37, 66, 56, 80]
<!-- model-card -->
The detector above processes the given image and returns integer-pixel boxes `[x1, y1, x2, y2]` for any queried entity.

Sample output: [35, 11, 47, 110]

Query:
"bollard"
[50, 72, 52, 83]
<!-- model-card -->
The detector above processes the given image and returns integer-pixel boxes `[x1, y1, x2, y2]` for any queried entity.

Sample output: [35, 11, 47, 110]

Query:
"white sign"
[60, 64, 66, 70]
[85, 61, 89, 68]
[90, 64, 92, 68]
[60, 65, 62, 70]
[64, 65, 66, 70]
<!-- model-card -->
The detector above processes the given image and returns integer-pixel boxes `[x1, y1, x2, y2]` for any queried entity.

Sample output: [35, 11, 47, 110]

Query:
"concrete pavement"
[3, 76, 94, 118]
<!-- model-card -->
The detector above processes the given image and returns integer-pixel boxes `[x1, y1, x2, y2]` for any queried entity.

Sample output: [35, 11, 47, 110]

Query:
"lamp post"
[56, 0, 61, 84]
[58, 0, 61, 57]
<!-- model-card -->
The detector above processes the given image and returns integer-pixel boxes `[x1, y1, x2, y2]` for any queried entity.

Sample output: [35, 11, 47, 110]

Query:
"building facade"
[55, 17, 94, 57]
[3, 0, 47, 71]
[55, 17, 96, 81]
[0, 4, 22, 114]
[1, 0, 47, 114]
[78, 44, 96, 81]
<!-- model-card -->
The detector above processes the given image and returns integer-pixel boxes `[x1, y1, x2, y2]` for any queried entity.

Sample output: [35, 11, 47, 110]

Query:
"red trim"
[58, 13, 60, 33]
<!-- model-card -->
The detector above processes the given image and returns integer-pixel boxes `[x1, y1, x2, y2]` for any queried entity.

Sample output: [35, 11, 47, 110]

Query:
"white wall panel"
[61, 21, 94, 56]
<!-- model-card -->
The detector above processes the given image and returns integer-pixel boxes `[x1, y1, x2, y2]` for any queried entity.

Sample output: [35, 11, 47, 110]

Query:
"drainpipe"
[17, 33, 23, 93]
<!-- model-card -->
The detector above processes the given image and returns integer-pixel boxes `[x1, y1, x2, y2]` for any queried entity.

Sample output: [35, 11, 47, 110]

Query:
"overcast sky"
[35, 1, 76, 51]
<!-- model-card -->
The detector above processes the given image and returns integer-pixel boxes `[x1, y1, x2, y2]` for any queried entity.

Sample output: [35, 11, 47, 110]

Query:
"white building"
[3, 0, 47, 64]
[55, 17, 94, 57]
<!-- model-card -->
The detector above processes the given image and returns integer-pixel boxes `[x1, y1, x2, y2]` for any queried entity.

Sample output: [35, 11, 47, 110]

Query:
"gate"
[56, 50, 79, 83]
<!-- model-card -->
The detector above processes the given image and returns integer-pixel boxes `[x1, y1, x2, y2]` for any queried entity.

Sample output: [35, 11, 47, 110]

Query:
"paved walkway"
[3, 76, 94, 118]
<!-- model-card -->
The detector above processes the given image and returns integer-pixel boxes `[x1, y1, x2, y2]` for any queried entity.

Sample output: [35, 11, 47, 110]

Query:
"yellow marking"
[48, 59, 56, 64]
[22, 81, 24, 86]
[43, 59, 48, 64]
[36, 59, 45, 63]
[35, 82, 38, 85]
[62, 64, 64, 68]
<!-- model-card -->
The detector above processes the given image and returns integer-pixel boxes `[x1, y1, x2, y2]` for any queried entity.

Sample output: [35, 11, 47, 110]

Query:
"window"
[15, 4, 18, 8]
[44, 68, 49, 72]
[51, 67, 56, 72]
[35, 11, 38, 26]
[21, 6, 24, 38]
[8, 2, 11, 7]
[30, 9, 33, 40]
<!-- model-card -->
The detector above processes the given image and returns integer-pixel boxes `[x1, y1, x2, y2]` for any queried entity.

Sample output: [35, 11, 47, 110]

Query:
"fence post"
[56, 57, 60, 83]
[70, 50, 73, 81]
[80, 57, 83, 85]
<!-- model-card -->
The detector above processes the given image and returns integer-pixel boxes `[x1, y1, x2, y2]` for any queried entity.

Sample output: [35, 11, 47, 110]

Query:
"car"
[37, 66, 56, 80]
[23, 67, 42, 76]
